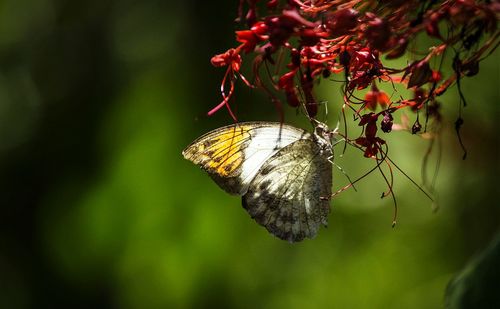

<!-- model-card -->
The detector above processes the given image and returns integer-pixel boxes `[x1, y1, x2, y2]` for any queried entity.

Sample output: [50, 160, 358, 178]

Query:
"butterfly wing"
[182, 122, 310, 195]
[242, 139, 332, 242]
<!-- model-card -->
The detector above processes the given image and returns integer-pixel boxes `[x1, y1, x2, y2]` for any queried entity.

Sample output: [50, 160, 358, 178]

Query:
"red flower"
[359, 113, 379, 139]
[208, 0, 497, 165]
[348, 47, 383, 90]
[355, 136, 387, 158]
[236, 22, 268, 53]
[209, 48, 251, 121]
[364, 83, 390, 111]
[211, 48, 241, 72]
[355, 111, 395, 156]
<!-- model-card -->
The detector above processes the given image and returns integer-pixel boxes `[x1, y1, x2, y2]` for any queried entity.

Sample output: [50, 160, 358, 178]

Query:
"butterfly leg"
[327, 155, 334, 165]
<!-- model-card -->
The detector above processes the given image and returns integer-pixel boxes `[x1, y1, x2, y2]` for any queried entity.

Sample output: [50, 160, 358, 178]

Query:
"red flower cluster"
[210, 0, 499, 157]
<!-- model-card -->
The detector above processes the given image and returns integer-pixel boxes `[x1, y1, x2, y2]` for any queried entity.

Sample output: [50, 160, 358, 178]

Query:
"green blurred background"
[0, 0, 498, 308]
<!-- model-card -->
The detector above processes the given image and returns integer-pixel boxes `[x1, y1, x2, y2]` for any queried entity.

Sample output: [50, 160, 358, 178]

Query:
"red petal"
[377, 91, 390, 108]
[278, 69, 298, 89]
[364, 91, 377, 111]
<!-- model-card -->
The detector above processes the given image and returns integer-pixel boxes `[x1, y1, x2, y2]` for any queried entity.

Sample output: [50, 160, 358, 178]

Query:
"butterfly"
[182, 121, 335, 242]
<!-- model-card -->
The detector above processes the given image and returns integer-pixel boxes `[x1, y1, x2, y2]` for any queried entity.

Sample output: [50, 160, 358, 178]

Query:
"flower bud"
[381, 111, 393, 133]
[325, 9, 359, 37]
[365, 15, 392, 51]
[412, 120, 422, 134]
[408, 60, 432, 88]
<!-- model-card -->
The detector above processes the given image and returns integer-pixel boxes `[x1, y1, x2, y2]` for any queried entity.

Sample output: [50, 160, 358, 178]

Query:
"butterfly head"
[313, 120, 335, 145]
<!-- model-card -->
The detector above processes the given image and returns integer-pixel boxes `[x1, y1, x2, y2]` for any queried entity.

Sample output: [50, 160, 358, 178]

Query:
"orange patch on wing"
[205, 126, 251, 177]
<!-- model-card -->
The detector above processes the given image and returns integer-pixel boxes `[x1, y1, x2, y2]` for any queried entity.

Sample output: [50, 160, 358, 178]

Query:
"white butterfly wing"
[182, 122, 310, 195]
[242, 139, 332, 242]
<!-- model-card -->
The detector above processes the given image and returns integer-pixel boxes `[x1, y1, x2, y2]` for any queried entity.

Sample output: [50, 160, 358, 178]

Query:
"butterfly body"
[182, 121, 333, 242]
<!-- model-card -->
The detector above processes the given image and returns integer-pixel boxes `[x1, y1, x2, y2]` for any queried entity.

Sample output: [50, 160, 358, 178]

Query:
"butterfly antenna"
[323, 100, 329, 123]
[340, 101, 349, 155]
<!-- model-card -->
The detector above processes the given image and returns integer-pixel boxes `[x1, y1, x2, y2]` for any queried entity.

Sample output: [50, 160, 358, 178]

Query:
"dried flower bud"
[412, 120, 422, 134]
[386, 38, 408, 59]
[410, 88, 426, 111]
[266, 0, 279, 10]
[365, 15, 392, 51]
[290, 48, 300, 68]
[325, 9, 359, 37]
[426, 12, 443, 39]
[246, 8, 257, 27]
[381, 111, 394, 133]
[408, 60, 432, 88]
[463, 60, 479, 77]
[339, 50, 351, 67]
